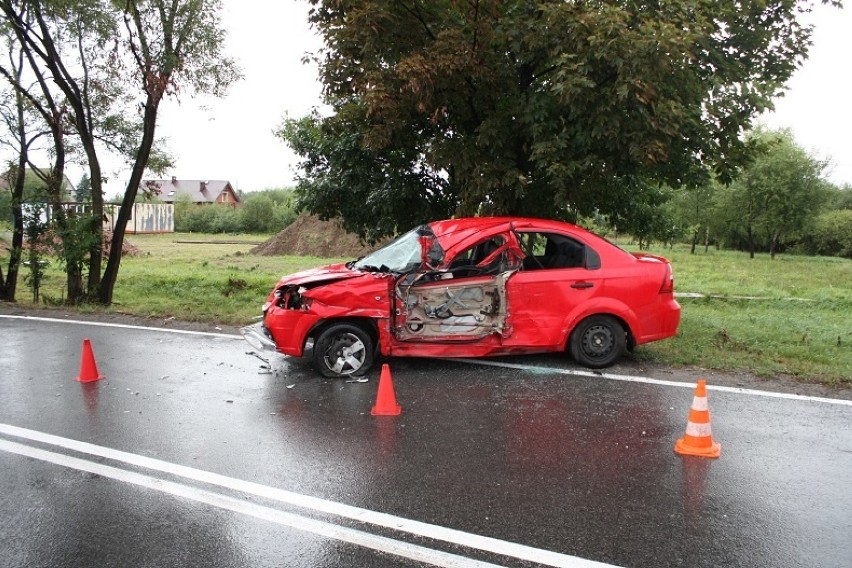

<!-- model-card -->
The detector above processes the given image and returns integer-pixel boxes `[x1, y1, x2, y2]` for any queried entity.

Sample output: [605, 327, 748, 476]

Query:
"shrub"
[802, 210, 852, 258]
[239, 195, 274, 232]
[174, 188, 297, 234]
[176, 204, 241, 233]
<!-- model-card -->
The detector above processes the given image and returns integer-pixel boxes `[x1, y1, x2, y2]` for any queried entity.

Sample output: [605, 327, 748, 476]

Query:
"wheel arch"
[308, 317, 380, 349]
[560, 304, 637, 351]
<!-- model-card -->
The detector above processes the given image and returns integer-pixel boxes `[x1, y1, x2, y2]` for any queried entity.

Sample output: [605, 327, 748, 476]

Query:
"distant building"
[0, 167, 75, 201]
[139, 177, 240, 207]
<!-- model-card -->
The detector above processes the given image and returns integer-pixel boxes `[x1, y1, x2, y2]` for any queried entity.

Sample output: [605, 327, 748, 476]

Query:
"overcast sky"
[72, 1, 852, 194]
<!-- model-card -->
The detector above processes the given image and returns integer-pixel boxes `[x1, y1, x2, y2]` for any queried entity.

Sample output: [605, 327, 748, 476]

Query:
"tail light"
[660, 264, 674, 294]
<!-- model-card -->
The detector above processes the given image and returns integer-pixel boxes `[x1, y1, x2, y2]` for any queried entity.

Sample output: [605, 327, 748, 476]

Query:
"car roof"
[428, 216, 597, 249]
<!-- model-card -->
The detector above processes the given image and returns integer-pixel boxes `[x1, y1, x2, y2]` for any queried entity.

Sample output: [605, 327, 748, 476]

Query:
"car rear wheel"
[312, 323, 374, 378]
[569, 315, 626, 368]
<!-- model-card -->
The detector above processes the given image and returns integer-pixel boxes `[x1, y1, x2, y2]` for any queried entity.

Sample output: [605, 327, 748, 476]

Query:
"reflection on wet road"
[1, 315, 850, 568]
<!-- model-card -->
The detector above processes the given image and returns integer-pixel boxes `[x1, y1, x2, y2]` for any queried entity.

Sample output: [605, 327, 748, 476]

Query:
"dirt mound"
[21, 228, 140, 257]
[250, 214, 379, 258]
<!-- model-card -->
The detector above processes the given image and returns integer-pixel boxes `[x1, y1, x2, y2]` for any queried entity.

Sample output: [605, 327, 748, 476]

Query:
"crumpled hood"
[276, 263, 363, 288]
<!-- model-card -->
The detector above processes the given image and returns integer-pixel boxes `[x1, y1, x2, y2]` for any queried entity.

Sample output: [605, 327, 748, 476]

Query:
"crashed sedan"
[242, 217, 680, 377]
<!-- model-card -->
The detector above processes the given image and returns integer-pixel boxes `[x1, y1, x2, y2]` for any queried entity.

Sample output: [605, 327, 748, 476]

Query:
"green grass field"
[4, 232, 850, 386]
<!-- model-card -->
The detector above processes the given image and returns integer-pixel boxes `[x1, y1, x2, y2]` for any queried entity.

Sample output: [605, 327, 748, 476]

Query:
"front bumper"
[241, 322, 278, 352]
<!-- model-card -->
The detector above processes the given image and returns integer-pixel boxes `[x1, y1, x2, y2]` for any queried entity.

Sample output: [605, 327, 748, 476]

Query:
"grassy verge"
[633, 244, 850, 386]
[3, 233, 850, 386]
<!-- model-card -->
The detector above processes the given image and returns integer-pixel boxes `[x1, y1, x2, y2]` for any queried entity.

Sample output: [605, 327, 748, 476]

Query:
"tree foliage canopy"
[281, 0, 839, 240]
[0, 0, 239, 303]
[713, 127, 830, 257]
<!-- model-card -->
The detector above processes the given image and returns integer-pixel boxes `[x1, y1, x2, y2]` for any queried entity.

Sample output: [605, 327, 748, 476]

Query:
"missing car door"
[394, 274, 509, 341]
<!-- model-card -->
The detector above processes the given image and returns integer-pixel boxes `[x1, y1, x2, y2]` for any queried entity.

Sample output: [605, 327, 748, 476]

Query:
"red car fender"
[558, 298, 641, 350]
[300, 274, 394, 353]
[300, 297, 389, 347]
[305, 298, 389, 321]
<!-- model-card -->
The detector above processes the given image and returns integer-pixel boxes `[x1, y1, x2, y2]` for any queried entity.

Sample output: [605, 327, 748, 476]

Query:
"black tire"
[569, 315, 626, 369]
[312, 323, 374, 378]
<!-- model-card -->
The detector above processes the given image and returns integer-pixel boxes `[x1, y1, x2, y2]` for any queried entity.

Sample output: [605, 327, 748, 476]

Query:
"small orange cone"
[371, 364, 401, 416]
[74, 338, 104, 383]
[675, 379, 720, 458]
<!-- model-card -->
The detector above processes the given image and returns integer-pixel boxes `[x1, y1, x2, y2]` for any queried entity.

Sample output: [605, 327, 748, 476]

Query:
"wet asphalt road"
[1, 315, 851, 568]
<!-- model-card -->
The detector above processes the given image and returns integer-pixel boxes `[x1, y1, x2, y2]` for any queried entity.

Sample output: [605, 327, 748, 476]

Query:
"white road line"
[0, 423, 618, 568]
[4, 313, 848, 406]
[0, 439, 505, 568]
[0, 314, 239, 339]
[452, 359, 852, 407]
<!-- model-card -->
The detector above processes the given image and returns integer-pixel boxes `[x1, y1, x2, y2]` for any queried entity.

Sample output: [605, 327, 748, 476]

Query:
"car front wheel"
[569, 315, 626, 368]
[312, 323, 374, 378]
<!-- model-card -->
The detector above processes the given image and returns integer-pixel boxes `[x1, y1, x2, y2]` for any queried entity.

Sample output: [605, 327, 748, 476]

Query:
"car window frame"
[515, 230, 601, 271]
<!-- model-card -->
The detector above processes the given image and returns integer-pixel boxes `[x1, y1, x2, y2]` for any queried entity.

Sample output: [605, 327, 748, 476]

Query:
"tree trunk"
[747, 223, 755, 259]
[99, 101, 159, 304]
[769, 231, 780, 260]
[0, 164, 26, 302]
[690, 228, 698, 254]
[0, 114, 28, 301]
[1, 24, 32, 301]
[66, 262, 84, 302]
[84, 145, 104, 296]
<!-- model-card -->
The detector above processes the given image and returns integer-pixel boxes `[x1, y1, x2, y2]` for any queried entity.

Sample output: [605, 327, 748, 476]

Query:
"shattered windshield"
[352, 226, 435, 273]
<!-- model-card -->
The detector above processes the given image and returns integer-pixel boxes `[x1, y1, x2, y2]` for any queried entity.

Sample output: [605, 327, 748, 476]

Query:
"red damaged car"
[242, 217, 680, 377]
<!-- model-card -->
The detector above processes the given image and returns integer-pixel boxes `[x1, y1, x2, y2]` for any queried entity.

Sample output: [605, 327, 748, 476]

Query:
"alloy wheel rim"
[324, 332, 366, 374]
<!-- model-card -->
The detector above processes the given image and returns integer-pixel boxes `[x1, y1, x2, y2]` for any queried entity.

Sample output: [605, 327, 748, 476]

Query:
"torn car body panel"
[391, 272, 510, 344]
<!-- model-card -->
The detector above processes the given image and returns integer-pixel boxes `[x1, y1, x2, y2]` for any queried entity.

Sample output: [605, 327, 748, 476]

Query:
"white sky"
[759, 2, 852, 187]
[56, 1, 852, 194]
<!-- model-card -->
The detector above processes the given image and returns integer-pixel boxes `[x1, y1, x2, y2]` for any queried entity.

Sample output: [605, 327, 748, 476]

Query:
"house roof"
[0, 167, 75, 199]
[140, 178, 239, 204]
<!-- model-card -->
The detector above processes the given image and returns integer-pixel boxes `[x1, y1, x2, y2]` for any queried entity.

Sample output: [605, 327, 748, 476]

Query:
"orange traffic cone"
[371, 364, 401, 416]
[675, 379, 720, 458]
[74, 338, 104, 383]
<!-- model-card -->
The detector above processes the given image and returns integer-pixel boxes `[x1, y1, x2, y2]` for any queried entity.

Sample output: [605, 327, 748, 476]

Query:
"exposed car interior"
[395, 232, 599, 342]
[447, 237, 508, 276]
[398, 276, 506, 340]
[516, 232, 600, 270]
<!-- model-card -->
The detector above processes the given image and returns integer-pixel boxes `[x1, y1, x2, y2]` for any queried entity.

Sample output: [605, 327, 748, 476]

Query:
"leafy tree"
[271, 201, 298, 230]
[21, 199, 45, 302]
[717, 128, 829, 258]
[599, 178, 680, 249]
[251, 188, 299, 230]
[99, 0, 239, 303]
[1, 0, 119, 301]
[670, 180, 719, 253]
[0, 3, 92, 299]
[239, 195, 274, 233]
[825, 183, 852, 210]
[0, 0, 239, 304]
[75, 174, 91, 202]
[0, 162, 24, 300]
[281, 0, 838, 239]
[0, 30, 26, 300]
[278, 111, 456, 242]
[802, 209, 852, 258]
